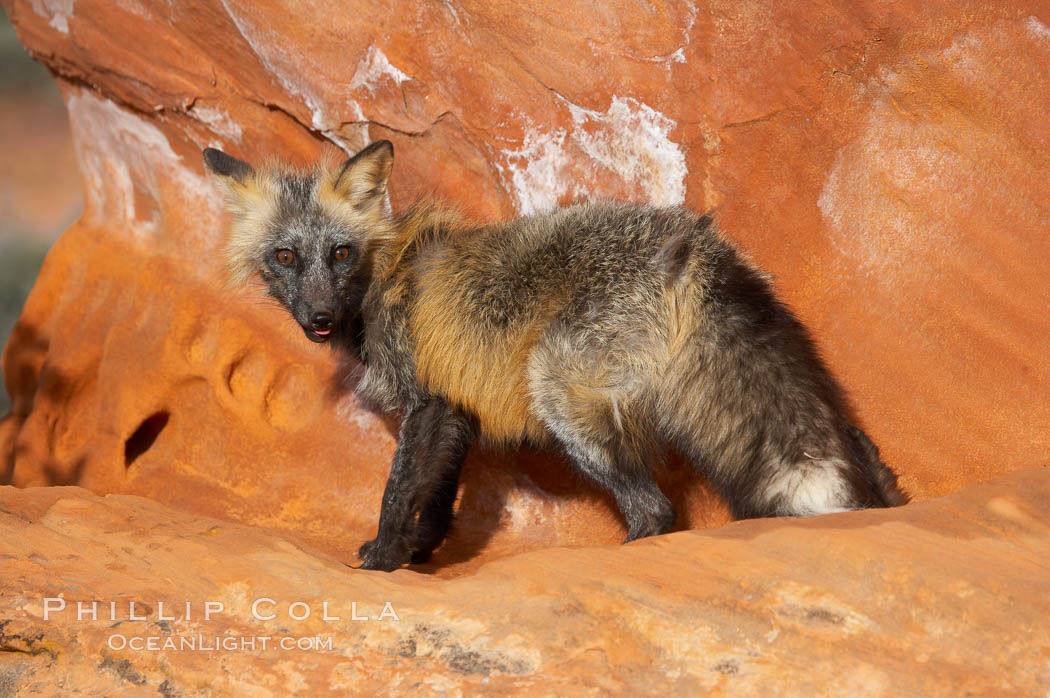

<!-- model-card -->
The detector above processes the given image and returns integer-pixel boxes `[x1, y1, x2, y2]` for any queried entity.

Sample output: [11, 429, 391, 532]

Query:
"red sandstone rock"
[2, 1, 1050, 692]
[0, 0, 1048, 584]
[2, 466, 1050, 694]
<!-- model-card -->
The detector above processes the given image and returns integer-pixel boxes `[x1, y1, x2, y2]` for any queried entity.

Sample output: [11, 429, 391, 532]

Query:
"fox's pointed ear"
[203, 148, 254, 183]
[332, 140, 393, 213]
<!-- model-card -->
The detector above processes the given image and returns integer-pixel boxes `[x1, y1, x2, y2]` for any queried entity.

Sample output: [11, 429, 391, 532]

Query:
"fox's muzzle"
[303, 310, 334, 343]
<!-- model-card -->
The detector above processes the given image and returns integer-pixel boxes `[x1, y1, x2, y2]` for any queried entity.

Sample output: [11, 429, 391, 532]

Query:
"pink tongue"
[314, 328, 331, 336]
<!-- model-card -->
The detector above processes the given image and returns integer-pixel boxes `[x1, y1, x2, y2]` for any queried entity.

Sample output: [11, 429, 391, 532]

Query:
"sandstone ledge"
[2, 466, 1049, 696]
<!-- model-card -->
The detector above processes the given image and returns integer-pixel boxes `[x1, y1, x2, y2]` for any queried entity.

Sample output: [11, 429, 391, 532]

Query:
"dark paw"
[409, 548, 434, 565]
[357, 537, 410, 572]
[622, 530, 651, 544]
[357, 538, 378, 561]
[622, 512, 676, 544]
[407, 528, 444, 565]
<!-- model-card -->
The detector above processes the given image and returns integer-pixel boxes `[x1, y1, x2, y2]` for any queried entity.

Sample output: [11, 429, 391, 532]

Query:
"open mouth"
[304, 327, 332, 343]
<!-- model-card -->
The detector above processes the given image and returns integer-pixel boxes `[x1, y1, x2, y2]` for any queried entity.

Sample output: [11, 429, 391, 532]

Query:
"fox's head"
[203, 141, 394, 344]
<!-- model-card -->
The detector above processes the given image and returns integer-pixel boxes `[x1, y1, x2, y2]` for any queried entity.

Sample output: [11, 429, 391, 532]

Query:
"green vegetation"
[0, 7, 63, 414]
[0, 238, 48, 414]
[0, 5, 57, 95]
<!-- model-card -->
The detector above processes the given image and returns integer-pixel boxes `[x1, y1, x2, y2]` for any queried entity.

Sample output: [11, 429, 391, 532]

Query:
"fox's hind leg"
[561, 438, 676, 543]
[529, 347, 674, 542]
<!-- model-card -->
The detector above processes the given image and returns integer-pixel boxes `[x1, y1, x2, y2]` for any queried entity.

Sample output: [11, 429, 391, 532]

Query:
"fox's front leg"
[357, 398, 474, 571]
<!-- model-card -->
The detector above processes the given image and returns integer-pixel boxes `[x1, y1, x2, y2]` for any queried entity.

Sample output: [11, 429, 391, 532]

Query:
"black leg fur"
[408, 448, 466, 564]
[358, 398, 474, 571]
[558, 443, 676, 543]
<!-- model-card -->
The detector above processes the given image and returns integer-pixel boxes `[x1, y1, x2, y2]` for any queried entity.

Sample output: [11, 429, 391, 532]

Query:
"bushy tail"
[847, 425, 910, 507]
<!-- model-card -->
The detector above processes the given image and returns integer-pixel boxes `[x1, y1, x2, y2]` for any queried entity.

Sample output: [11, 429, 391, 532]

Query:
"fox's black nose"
[310, 311, 333, 331]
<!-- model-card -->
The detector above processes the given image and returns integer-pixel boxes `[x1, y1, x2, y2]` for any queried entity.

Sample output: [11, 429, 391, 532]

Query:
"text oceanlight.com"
[108, 634, 335, 652]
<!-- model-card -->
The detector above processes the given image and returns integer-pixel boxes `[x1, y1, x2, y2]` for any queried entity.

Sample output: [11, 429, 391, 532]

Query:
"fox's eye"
[334, 246, 350, 262]
[276, 249, 295, 265]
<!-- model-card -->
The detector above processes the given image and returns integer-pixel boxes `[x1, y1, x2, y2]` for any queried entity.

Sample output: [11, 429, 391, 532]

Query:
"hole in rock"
[124, 411, 170, 467]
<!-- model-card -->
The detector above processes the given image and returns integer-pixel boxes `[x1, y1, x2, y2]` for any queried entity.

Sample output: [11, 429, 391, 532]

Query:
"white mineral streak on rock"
[29, 0, 73, 33]
[1026, 15, 1050, 43]
[501, 97, 687, 215]
[350, 45, 410, 91]
[218, 0, 369, 153]
[190, 104, 243, 143]
[818, 18, 1050, 282]
[501, 128, 576, 216]
[66, 91, 224, 250]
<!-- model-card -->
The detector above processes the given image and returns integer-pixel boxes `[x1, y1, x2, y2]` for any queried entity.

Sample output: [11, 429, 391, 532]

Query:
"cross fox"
[204, 141, 907, 571]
